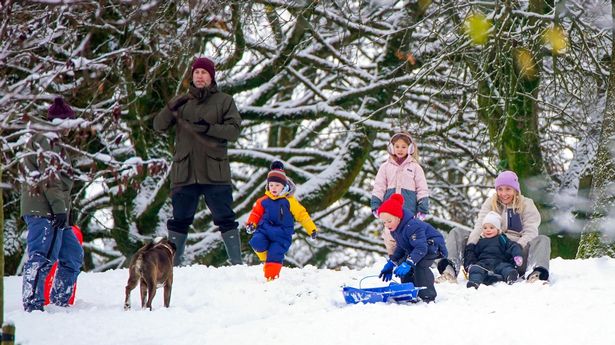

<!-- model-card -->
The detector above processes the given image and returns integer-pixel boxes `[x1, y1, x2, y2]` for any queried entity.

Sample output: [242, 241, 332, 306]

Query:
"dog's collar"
[154, 242, 175, 258]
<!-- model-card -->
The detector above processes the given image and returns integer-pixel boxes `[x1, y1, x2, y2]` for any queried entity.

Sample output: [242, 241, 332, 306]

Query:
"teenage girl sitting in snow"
[377, 194, 447, 303]
[464, 211, 523, 289]
[245, 161, 318, 281]
[371, 132, 431, 257]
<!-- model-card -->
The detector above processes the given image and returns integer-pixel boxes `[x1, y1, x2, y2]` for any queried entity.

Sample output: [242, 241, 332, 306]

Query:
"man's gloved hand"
[192, 119, 210, 132]
[393, 260, 414, 277]
[379, 260, 395, 282]
[168, 95, 190, 112]
[310, 230, 318, 240]
[513, 256, 523, 267]
[52, 213, 68, 230]
[245, 223, 256, 235]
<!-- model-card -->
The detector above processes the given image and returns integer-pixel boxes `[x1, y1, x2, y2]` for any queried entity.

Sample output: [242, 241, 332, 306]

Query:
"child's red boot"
[264, 262, 282, 281]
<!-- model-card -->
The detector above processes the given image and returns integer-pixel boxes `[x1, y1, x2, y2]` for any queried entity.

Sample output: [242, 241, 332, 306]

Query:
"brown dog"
[124, 237, 176, 311]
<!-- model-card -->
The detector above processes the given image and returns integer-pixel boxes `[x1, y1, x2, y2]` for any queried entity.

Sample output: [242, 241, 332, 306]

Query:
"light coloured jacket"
[467, 194, 541, 248]
[370, 155, 430, 214]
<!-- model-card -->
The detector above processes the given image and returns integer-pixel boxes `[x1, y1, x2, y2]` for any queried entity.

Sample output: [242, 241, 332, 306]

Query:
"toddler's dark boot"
[466, 281, 479, 289]
[505, 270, 519, 285]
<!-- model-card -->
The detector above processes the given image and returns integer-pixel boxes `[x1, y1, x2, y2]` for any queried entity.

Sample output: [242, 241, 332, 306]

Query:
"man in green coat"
[154, 57, 243, 266]
[21, 98, 83, 312]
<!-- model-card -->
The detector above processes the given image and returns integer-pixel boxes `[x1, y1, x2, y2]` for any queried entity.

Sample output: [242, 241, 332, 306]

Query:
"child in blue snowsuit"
[245, 161, 318, 280]
[377, 194, 447, 302]
[20, 98, 84, 312]
[464, 211, 523, 288]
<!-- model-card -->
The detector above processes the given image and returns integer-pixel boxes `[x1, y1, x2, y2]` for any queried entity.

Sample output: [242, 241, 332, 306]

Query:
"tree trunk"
[576, 0, 615, 259]
[476, 0, 548, 194]
[1, 169, 5, 326]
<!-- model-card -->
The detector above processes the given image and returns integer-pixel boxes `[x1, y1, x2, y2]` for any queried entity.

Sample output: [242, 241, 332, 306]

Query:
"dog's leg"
[139, 278, 148, 309]
[124, 268, 139, 311]
[145, 275, 157, 311]
[164, 273, 173, 308]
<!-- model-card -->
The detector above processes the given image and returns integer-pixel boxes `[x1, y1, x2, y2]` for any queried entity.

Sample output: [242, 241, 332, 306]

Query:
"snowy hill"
[5, 257, 615, 345]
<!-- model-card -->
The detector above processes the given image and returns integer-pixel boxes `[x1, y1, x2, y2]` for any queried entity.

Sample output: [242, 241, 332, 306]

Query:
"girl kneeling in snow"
[245, 161, 318, 281]
[377, 194, 447, 303]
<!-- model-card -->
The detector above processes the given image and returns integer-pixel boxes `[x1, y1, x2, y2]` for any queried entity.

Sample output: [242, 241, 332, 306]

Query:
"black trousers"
[401, 253, 438, 302]
[168, 184, 238, 234]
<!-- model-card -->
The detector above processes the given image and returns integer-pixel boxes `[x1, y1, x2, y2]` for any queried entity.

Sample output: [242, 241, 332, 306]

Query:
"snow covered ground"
[5, 257, 615, 345]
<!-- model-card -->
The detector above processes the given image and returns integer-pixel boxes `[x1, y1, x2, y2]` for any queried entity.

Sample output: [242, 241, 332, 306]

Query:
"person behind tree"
[245, 161, 318, 281]
[377, 194, 447, 303]
[154, 56, 243, 266]
[464, 211, 523, 289]
[371, 132, 430, 256]
[21, 97, 84, 312]
[437, 170, 550, 284]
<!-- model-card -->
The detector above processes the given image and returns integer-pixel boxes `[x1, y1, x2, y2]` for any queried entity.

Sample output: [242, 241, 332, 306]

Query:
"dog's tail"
[134, 243, 154, 273]
[134, 252, 144, 273]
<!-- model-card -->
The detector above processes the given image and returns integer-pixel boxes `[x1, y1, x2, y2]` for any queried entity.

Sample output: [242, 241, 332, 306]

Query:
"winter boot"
[435, 265, 457, 284]
[526, 270, 541, 283]
[25, 304, 44, 313]
[168, 230, 187, 266]
[466, 281, 479, 289]
[264, 262, 283, 281]
[221, 228, 243, 265]
[505, 270, 519, 285]
[526, 267, 549, 283]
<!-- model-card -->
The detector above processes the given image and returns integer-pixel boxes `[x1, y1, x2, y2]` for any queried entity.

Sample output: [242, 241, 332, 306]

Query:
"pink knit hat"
[495, 170, 520, 193]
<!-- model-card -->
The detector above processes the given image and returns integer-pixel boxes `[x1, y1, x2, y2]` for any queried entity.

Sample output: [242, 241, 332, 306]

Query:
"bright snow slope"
[4, 257, 615, 345]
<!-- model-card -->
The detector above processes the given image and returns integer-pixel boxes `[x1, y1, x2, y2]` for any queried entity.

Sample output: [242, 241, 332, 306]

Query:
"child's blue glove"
[379, 260, 395, 282]
[394, 260, 414, 277]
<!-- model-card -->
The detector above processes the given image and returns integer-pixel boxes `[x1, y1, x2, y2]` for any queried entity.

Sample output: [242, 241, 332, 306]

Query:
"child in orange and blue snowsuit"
[245, 161, 318, 280]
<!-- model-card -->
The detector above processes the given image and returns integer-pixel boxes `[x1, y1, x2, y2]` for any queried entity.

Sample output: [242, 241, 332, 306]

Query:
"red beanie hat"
[191, 57, 216, 84]
[377, 194, 404, 218]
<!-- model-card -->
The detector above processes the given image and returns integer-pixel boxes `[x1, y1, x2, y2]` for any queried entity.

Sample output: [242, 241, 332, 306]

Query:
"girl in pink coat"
[371, 132, 431, 255]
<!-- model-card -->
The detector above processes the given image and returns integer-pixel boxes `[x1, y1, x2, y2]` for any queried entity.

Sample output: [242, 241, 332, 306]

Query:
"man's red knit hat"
[377, 193, 404, 218]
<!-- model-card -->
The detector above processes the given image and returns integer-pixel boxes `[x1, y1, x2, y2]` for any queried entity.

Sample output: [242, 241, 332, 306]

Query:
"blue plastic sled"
[342, 276, 422, 304]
